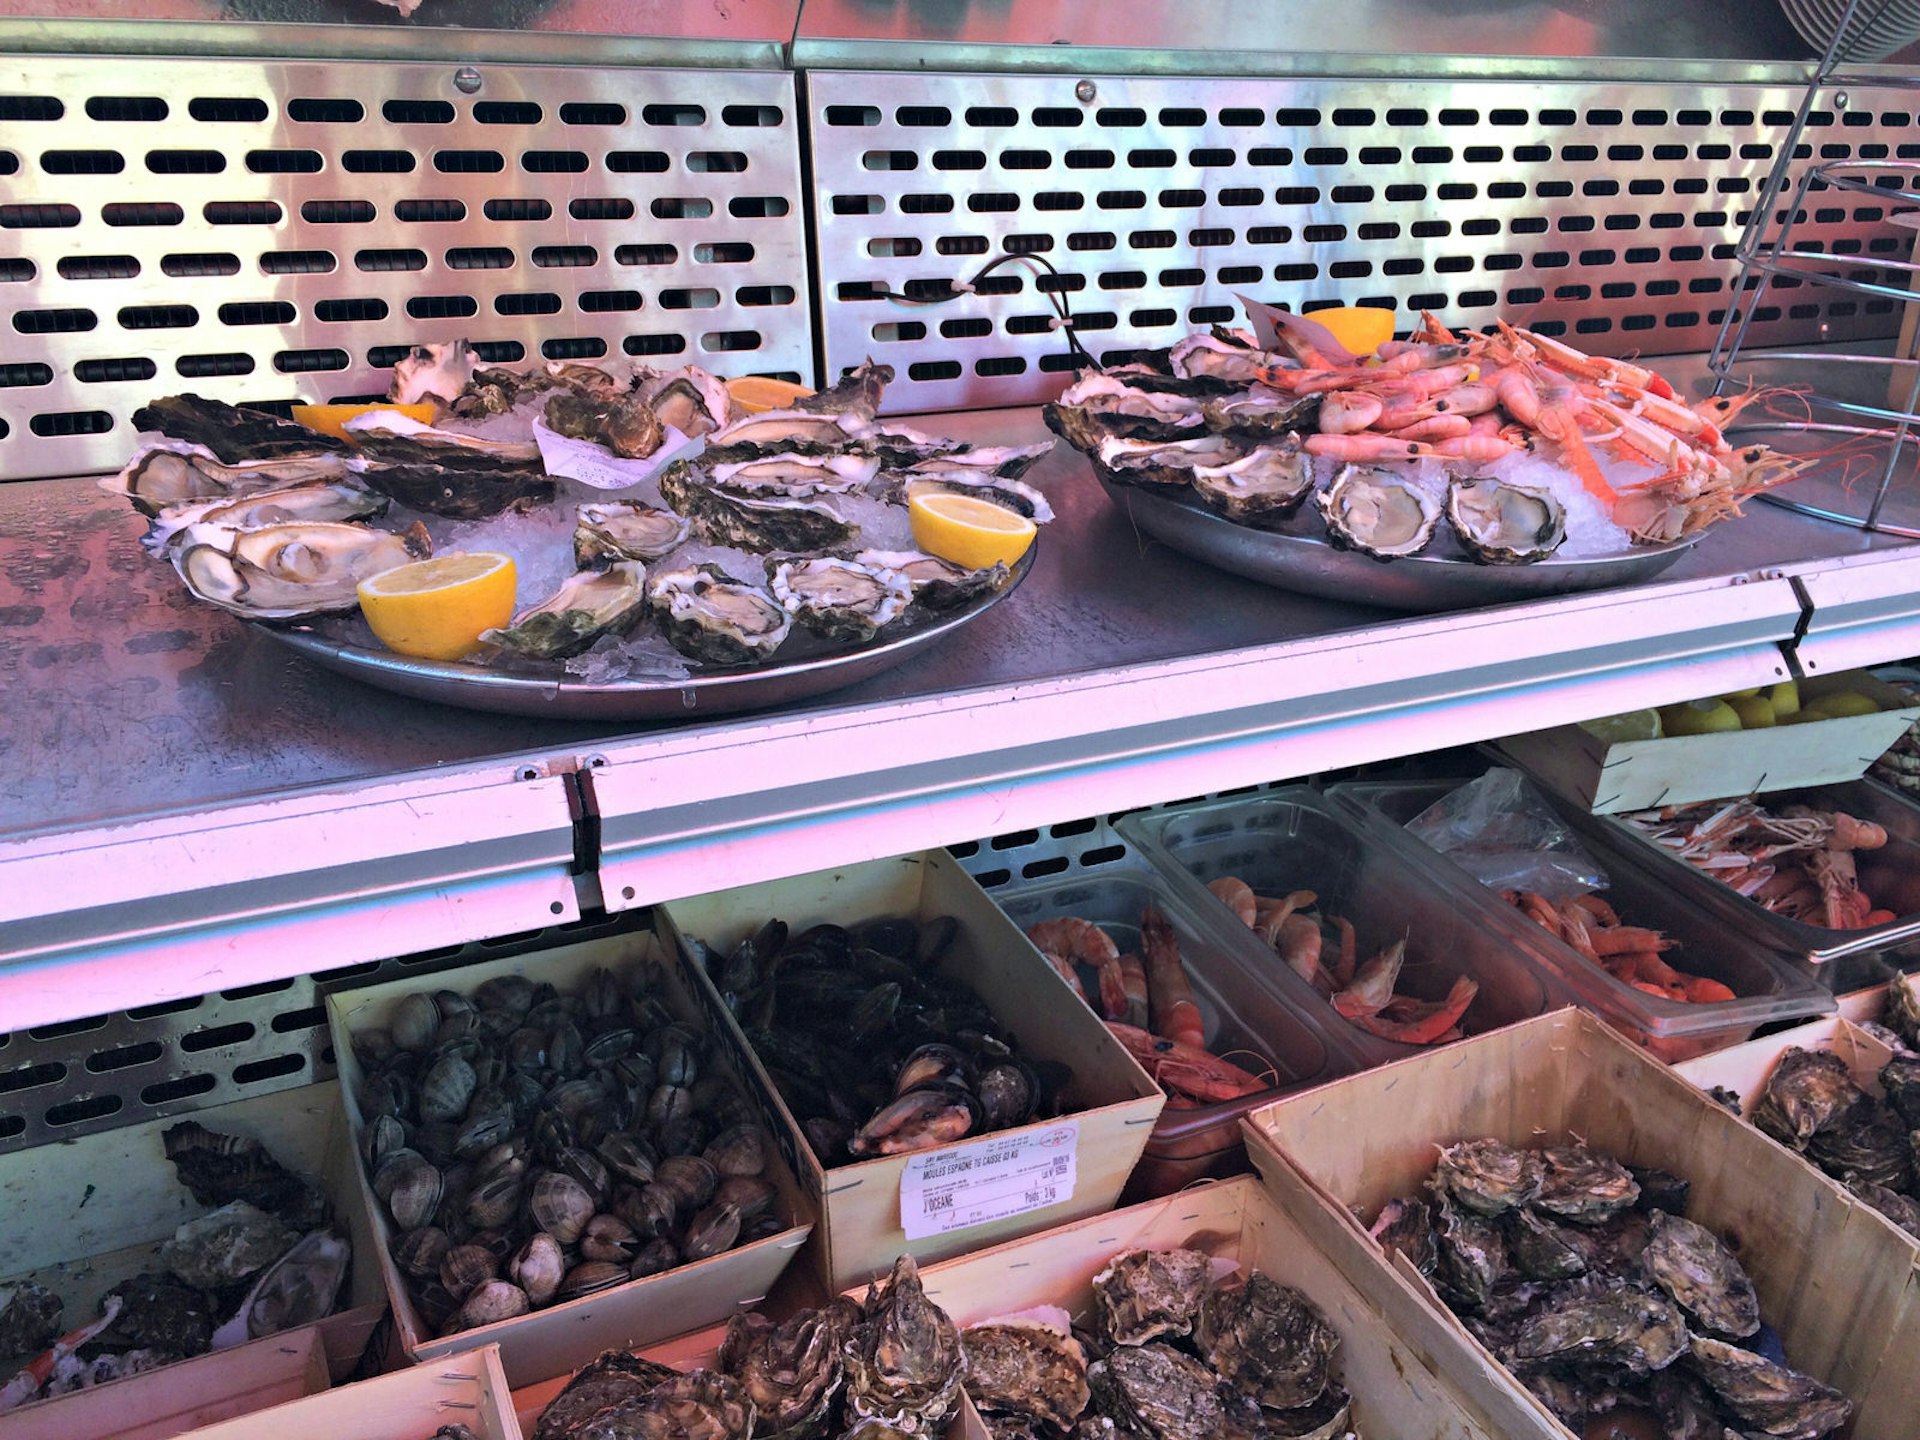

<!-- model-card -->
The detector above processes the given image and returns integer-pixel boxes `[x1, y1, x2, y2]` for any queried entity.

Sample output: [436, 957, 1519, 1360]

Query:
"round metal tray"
[264, 546, 1033, 721]
[1098, 478, 1698, 612]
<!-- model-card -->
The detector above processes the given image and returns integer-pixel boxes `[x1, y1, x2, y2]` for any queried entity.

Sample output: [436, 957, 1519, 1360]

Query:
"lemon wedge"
[1310, 306, 1396, 357]
[291, 402, 436, 440]
[725, 376, 814, 415]
[908, 491, 1037, 570]
[356, 552, 517, 662]
[1578, 708, 1663, 743]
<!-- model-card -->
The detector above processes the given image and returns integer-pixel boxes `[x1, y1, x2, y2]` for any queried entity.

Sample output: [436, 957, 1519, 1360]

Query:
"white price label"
[898, 1122, 1079, 1239]
[531, 417, 704, 490]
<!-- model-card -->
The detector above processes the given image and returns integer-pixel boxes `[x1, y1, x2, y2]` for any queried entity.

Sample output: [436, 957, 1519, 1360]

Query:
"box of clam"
[0, 1081, 382, 1436]
[173, 1344, 522, 1440]
[324, 929, 814, 1389]
[655, 848, 1166, 1294]
[1673, 975, 1920, 1245]
[911, 1170, 1529, 1439]
[1243, 1008, 1920, 1440]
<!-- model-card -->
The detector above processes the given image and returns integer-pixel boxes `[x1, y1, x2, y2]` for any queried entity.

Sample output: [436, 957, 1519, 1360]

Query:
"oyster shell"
[108, 446, 354, 518]
[1200, 387, 1323, 437]
[854, 550, 1006, 612]
[721, 1301, 857, 1439]
[545, 390, 665, 459]
[1086, 1342, 1222, 1440]
[1434, 1139, 1542, 1216]
[1686, 1335, 1853, 1439]
[0, 1281, 61, 1357]
[1640, 1210, 1760, 1339]
[711, 452, 880, 498]
[573, 501, 692, 567]
[627, 1370, 755, 1439]
[1169, 330, 1275, 385]
[172, 519, 429, 621]
[659, 462, 856, 553]
[1504, 1207, 1588, 1281]
[351, 434, 556, 519]
[1368, 1196, 1436, 1280]
[1195, 1272, 1338, 1411]
[143, 480, 390, 555]
[793, 358, 892, 420]
[1315, 466, 1443, 560]
[160, 1201, 298, 1290]
[1877, 1052, 1920, 1127]
[843, 1254, 966, 1433]
[389, 340, 477, 406]
[636, 365, 731, 437]
[484, 562, 650, 660]
[1431, 1191, 1509, 1310]
[962, 1316, 1090, 1430]
[210, 1227, 351, 1350]
[96, 1272, 211, 1357]
[533, 1348, 681, 1440]
[650, 564, 794, 665]
[767, 556, 913, 643]
[1094, 431, 1246, 489]
[1849, 1176, 1920, 1237]
[1511, 1286, 1687, 1377]
[702, 408, 861, 463]
[903, 442, 1055, 482]
[1045, 375, 1207, 451]
[1189, 438, 1314, 521]
[1805, 1093, 1912, 1191]
[1092, 1247, 1212, 1345]
[1446, 477, 1567, 564]
[1891, 971, 1920, 1050]
[1533, 1143, 1641, 1224]
[1752, 1049, 1860, 1149]
[133, 394, 353, 464]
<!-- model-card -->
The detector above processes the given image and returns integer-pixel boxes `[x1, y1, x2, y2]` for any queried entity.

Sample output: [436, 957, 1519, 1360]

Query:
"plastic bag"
[1405, 768, 1610, 903]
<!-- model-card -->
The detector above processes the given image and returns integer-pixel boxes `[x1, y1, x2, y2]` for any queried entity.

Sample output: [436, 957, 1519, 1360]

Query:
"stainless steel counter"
[5, 391, 1919, 1029]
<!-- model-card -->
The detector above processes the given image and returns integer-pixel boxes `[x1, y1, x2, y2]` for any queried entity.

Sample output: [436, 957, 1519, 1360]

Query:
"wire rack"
[1709, 0, 1920, 534]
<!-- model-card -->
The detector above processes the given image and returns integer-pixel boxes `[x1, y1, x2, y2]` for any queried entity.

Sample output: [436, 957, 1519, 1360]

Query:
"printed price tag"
[898, 1122, 1078, 1239]
[531, 418, 704, 490]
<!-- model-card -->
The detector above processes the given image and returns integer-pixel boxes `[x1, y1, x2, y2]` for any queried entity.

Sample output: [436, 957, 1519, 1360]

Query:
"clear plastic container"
[1330, 777, 1837, 1061]
[987, 864, 1371, 1197]
[1116, 787, 1575, 1069]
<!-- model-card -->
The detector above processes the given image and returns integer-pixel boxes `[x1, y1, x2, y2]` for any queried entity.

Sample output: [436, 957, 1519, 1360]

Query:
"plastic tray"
[984, 864, 1370, 1196]
[1115, 787, 1573, 1068]
[1329, 777, 1836, 1061]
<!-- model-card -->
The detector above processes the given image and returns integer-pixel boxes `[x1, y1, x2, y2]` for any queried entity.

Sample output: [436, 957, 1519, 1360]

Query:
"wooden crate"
[658, 848, 1165, 1294]
[176, 1346, 520, 1440]
[0, 1325, 328, 1440]
[1244, 1008, 1920, 1440]
[0, 1082, 384, 1423]
[1495, 670, 1920, 813]
[326, 930, 813, 1390]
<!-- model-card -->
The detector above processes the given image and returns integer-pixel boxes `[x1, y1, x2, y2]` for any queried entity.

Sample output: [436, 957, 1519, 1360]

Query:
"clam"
[767, 556, 913, 644]
[649, 563, 794, 665]
[555, 1259, 629, 1303]
[419, 1053, 479, 1123]
[373, 1150, 443, 1231]
[530, 1171, 596, 1246]
[392, 1225, 452, 1280]
[511, 1232, 566, 1308]
[703, 1123, 770, 1178]
[439, 1242, 499, 1302]
[1315, 465, 1443, 560]
[572, 501, 691, 567]
[1092, 1248, 1212, 1346]
[1446, 477, 1567, 564]
[683, 1200, 745, 1260]
[170, 519, 429, 621]
[483, 562, 651, 661]
[448, 1279, 530, 1333]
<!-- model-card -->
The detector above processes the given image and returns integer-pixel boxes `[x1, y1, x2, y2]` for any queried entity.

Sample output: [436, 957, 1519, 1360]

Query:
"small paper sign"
[898, 1121, 1078, 1239]
[532, 417, 703, 491]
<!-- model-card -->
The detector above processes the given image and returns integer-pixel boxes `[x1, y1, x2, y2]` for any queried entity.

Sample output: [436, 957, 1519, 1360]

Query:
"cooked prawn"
[1207, 875, 1257, 926]
[1024, 917, 1120, 1012]
[1141, 902, 1205, 1049]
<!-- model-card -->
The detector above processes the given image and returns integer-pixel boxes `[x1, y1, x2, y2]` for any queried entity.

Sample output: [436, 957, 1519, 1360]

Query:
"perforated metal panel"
[0, 56, 811, 481]
[808, 71, 1920, 415]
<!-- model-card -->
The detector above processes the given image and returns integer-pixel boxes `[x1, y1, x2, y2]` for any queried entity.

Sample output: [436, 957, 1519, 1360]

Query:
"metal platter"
[263, 546, 1034, 721]
[1098, 478, 1698, 613]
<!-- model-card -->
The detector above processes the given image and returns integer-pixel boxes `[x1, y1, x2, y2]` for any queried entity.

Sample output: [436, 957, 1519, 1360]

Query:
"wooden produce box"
[1243, 1008, 1920, 1440]
[659, 849, 1166, 1294]
[176, 1345, 521, 1440]
[1496, 670, 1920, 814]
[0, 1082, 384, 1430]
[2, 1325, 328, 1440]
[326, 931, 814, 1390]
[914, 1172, 1516, 1439]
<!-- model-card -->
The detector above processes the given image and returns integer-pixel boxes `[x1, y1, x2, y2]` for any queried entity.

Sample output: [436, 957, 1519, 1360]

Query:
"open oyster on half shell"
[573, 500, 692, 567]
[855, 549, 1007, 612]
[171, 519, 429, 621]
[483, 562, 650, 660]
[649, 563, 794, 665]
[1315, 465, 1443, 560]
[144, 480, 390, 555]
[768, 555, 913, 643]
[1446, 477, 1567, 564]
[108, 445, 355, 518]
[1189, 437, 1313, 522]
[660, 461, 857, 553]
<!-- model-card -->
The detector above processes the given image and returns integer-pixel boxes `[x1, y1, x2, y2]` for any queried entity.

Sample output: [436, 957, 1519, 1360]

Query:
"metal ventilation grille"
[808, 72, 1920, 415]
[0, 58, 810, 482]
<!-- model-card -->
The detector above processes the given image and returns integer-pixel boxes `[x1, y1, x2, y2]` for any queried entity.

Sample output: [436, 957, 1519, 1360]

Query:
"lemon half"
[908, 491, 1037, 571]
[356, 551, 517, 662]
[1309, 306, 1396, 357]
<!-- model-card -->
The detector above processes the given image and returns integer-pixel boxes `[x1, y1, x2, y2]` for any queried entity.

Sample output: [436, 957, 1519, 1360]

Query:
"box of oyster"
[1244, 1007, 1920, 1440]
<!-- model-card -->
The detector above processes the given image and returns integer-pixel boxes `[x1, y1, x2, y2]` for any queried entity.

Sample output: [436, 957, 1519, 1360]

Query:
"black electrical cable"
[866, 249, 1099, 371]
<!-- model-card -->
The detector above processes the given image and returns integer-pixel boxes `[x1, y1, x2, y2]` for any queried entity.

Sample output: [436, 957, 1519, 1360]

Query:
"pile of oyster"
[1370, 1138, 1853, 1438]
[1044, 330, 1571, 565]
[104, 347, 1048, 675]
[0, 1122, 348, 1412]
[1721, 977, 1920, 1238]
[350, 958, 790, 1339]
[532, 1253, 964, 1440]
[958, 1247, 1352, 1440]
[688, 914, 1070, 1166]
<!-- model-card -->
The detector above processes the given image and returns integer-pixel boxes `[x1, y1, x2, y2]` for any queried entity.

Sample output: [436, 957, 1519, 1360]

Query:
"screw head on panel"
[1074, 80, 1098, 104]
[454, 67, 483, 95]
[1834, 91, 1850, 110]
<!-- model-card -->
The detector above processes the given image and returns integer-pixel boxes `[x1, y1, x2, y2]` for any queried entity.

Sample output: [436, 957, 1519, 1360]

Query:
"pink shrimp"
[1332, 938, 1406, 1021]
[1428, 433, 1522, 462]
[1025, 917, 1120, 1013]
[1303, 432, 1429, 463]
[1381, 413, 1473, 442]
[1318, 390, 1386, 434]
[1207, 875, 1258, 926]
[1428, 381, 1500, 417]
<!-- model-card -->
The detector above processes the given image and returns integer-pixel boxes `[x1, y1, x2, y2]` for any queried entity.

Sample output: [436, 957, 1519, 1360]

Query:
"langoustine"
[1506, 890, 1737, 1003]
